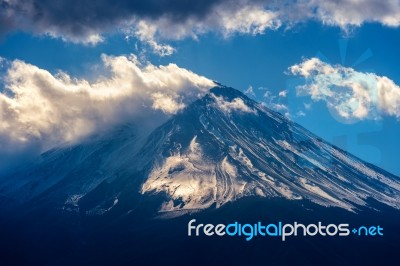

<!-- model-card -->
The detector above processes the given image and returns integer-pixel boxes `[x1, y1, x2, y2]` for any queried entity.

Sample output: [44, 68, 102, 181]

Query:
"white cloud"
[59, 33, 104, 46]
[262, 89, 274, 99]
[307, 0, 400, 28]
[262, 88, 289, 116]
[296, 110, 306, 117]
[150, 92, 186, 114]
[304, 102, 312, 110]
[120, 4, 282, 55]
[279, 90, 288, 97]
[135, 4, 282, 41]
[122, 0, 400, 54]
[212, 94, 256, 114]
[133, 21, 175, 56]
[0, 54, 214, 171]
[215, 5, 281, 37]
[244, 85, 255, 97]
[289, 57, 400, 121]
[273, 103, 289, 112]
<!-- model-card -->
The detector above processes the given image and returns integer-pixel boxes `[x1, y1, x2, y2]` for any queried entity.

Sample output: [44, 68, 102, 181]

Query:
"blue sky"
[0, 0, 400, 175]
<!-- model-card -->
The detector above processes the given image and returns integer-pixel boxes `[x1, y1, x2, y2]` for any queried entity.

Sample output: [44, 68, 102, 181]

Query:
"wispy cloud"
[278, 90, 288, 97]
[244, 86, 255, 97]
[289, 57, 400, 121]
[132, 20, 176, 56]
[261, 88, 290, 117]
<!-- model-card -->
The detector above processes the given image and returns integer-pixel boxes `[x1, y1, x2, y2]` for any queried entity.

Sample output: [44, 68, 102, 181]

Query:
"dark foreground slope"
[0, 197, 399, 266]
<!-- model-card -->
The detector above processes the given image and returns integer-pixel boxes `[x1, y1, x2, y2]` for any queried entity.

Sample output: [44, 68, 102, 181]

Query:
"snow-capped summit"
[140, 86, 400, 212]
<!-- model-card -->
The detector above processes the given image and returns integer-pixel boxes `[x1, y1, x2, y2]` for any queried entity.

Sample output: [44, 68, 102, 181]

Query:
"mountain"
[140, 86, 400, 213]
[0, 85, 399, 216]
[0, 85, 400, 266]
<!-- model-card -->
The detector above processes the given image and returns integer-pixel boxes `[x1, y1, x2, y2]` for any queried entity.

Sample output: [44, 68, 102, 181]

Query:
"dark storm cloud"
[0, 0, 225, 37]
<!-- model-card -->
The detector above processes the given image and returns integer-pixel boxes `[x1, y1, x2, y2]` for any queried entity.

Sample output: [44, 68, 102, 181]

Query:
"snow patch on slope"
[142, 136, 217, 211]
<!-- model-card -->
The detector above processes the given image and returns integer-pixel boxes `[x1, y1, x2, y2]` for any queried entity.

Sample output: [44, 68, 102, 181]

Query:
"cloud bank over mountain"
[0, 54, 213, 172]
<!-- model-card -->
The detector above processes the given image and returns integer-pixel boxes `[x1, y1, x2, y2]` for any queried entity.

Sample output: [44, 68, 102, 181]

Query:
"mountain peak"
[140, 86, 400, 214]
[209, 85, 247, 99]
